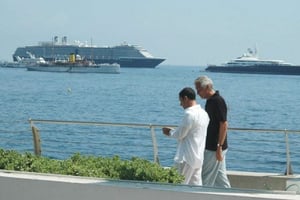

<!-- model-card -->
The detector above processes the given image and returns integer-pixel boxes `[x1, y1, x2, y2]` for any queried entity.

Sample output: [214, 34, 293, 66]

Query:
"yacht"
[205, 48, 300, 75]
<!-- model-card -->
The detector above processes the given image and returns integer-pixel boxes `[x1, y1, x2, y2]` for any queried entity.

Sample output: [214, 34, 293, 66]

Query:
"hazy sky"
[1, 0, 299, 66]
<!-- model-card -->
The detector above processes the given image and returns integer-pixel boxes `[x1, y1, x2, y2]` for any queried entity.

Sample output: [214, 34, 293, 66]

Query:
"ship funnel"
[69, 53, 76, 63]
[62, 36, 67, 45]
[54, 36, 59, 44]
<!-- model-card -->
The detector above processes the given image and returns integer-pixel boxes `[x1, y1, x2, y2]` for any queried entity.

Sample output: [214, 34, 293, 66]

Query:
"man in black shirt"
[194, 76, 231, 188]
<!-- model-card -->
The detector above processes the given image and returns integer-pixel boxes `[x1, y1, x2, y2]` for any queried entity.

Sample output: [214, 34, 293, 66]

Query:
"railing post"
[31, 124, 42, 156]
[150, 125, 159, 164]
[284, 129, 293, 175]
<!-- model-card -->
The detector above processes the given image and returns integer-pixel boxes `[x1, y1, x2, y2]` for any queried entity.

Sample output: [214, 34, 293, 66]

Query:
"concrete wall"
[0, 170, 298, 200]
[228, 171, 295, 191]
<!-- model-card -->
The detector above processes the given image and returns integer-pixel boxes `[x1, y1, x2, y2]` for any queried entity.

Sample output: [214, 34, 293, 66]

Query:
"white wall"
[0, 170, 298, 200]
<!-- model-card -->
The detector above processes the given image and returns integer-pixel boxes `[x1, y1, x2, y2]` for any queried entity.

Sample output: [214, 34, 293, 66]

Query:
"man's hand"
[162, 127, 171, 136]
[216, 147, 223, 161]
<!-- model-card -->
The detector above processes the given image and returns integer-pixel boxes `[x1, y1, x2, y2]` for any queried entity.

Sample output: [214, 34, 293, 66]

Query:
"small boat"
[1, 52, 47, 68]
[26, 54, 120, 74]
[205, 48, 300, 75]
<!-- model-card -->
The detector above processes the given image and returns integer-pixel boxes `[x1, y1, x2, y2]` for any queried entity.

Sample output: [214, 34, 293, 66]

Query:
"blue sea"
[0, 66, 299, 174]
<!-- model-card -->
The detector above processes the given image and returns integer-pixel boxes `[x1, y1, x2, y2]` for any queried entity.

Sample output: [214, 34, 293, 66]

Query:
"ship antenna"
[90, 37, 94, 62]
[253, 44, 258, 58]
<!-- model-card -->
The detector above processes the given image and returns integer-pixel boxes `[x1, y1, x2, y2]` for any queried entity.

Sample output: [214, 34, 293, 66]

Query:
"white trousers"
[176, 162, 202, 185]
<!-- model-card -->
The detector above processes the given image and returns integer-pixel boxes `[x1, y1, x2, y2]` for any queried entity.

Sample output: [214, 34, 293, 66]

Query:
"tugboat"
[27, 53, 120, 74]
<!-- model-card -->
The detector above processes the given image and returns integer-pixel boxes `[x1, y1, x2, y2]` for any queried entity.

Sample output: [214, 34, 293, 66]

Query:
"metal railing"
[228, 127, 300, 175]
[26, 118, 300, 176]
[28, 118, 173, 164]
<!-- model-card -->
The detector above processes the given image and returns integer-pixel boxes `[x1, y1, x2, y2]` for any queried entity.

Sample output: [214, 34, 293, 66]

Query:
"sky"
[1, 0, 300, 66]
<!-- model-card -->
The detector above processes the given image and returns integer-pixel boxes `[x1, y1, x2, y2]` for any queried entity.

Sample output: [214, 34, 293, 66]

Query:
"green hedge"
[0, 149, 183, 183]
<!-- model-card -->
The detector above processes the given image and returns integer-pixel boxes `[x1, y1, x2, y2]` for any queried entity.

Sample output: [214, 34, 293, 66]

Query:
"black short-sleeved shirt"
[205, 91, 228, 151]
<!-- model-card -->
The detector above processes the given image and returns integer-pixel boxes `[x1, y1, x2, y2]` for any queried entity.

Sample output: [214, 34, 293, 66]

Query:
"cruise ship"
[12, 36, 165, 68]
[205, 48, 300, 75]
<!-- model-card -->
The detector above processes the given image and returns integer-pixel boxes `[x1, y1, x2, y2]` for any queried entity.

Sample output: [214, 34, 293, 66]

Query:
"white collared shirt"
[170, 104, 209, 169]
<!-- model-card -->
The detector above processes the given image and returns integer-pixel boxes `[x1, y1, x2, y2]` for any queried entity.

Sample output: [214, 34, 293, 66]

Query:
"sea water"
[0, 66, 299, 174]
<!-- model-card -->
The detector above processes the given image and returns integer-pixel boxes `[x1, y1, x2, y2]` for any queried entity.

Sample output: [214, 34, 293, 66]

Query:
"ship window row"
[15, 46, 145, 59]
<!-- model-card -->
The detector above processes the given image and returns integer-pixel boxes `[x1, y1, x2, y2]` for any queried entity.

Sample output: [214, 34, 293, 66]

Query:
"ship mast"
[52, 37, 54, 62]
[254, 44, 258, 58]
[90, 37, 94, 62]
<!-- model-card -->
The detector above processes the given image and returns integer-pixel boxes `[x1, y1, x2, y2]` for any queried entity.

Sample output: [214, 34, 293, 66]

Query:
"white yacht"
[206, 48, 300, 75]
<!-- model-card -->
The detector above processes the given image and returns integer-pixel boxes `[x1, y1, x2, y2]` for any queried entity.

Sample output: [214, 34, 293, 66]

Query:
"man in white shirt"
[162, 87, 209, 185]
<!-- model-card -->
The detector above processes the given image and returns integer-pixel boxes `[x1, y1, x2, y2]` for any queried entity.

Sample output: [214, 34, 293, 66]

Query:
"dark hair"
[179, 87, 196, 100]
